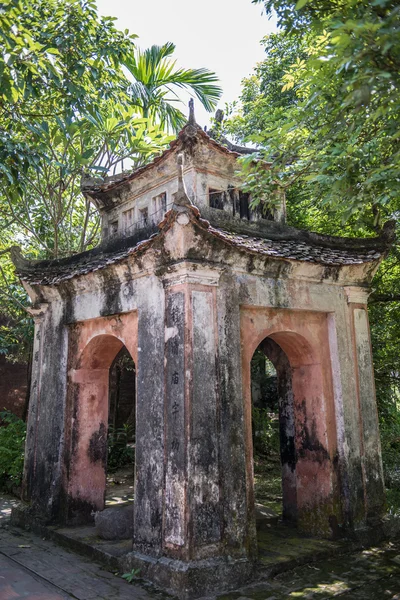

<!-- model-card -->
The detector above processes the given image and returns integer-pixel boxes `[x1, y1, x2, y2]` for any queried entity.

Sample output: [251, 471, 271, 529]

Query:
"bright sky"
[95, 0, 277, 128]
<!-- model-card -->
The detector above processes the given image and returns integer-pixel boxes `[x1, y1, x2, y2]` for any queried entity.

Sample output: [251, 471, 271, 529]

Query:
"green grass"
[254, 452, 283, 514]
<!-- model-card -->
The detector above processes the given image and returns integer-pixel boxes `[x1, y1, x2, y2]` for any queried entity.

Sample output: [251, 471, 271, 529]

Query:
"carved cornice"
[26, 302, 49, 323]
[344, 286, 371, 305]
[162, 262, 221, 288]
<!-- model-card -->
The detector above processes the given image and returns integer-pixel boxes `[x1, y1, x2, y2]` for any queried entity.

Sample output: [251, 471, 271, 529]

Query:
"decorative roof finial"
[173, 153, 192, 209]
[188, 98, 195, 126]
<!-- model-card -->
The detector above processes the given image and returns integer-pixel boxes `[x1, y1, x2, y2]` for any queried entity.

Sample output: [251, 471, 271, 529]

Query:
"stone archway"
[241, 307, 341, 538]
[251, 337, 297, 523]
[62, 313, 138, 524]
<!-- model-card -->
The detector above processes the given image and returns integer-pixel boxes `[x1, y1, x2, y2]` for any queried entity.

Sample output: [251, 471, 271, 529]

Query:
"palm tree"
[124, 42, 222, 132]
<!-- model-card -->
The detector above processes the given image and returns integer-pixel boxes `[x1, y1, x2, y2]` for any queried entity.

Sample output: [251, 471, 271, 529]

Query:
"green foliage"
[124, 42, 222, 132]
[1, 108, 172, 260]
[0, 0, 221, 360]
[231, 0, 400, 496]
[107, 424, 134, 473]
[225, 32, 307, 144]
[252, 407, 279, 457]
[0, 410, 26, 490]
[0, 254, 33, 360]
[232, 2, 400, 229]
[121, 568, 141, 583]
[0, 0, 136, 109]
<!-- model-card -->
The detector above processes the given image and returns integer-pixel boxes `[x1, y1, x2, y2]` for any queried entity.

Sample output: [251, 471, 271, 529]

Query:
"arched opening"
[251, 337, 297, 526]
[106, 346, 136, 506]
[65, 333, 137, 524]
[244, 321, 340, 539]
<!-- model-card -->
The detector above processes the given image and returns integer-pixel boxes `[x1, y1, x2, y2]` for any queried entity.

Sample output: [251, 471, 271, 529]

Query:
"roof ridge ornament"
[172, 153, 193, 210]
[188, 98, 195, 126]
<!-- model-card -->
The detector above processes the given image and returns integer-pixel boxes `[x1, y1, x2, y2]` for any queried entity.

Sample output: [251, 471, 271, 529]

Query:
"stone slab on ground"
[11, 503, 348, 577]
[0, 553, 70, 600]
[212, 541, 400, 599]
[0, 525, 170, 600]
[1, 516, 400, 599]
[4, 496, 400, 599]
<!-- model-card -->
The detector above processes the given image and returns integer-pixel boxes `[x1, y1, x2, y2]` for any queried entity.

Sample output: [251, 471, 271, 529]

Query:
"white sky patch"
[95, 0, 277, 129]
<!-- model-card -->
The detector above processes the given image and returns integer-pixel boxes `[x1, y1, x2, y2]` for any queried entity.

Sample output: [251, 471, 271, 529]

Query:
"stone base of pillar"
[122, 551, 254, 599]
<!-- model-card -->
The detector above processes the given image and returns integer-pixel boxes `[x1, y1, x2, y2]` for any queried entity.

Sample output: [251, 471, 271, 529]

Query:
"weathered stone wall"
[99, 140, 249, 238]
[134, 275, 165, 556]
[21, 207, 385, 594]
[23, 303, 68, 522]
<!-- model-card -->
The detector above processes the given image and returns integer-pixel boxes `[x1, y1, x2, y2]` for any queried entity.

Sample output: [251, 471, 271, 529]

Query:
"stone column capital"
[344, 286, 371, 305]
[26, 302, 49, 323]
[161, 261, 221, 288]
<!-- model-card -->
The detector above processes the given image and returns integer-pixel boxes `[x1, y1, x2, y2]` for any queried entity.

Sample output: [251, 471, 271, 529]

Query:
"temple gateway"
[12, 108, 393, 598]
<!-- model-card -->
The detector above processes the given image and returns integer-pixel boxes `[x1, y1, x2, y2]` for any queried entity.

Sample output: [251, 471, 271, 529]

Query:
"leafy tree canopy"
[229, 0, 400, 230]
[226, 0, 400, 486]
[0, 0, 221, 359]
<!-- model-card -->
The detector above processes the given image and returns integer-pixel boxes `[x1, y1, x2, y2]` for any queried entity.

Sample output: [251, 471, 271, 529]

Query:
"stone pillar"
[134, 276, 166, 557]
[22, 303, 69, 522]
[162, 267, 224, 561]
[22, 305, 48, 504]
[128, 266, 252, 597]
[216, 272, 253, 557]
[345, 286, 385, 521]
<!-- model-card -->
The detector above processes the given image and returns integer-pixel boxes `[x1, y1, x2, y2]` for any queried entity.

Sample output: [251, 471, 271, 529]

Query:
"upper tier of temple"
[81, 102, 285, 240]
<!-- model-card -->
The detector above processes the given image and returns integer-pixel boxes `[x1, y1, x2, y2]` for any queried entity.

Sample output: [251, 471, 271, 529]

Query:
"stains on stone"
[322, 265, 341, 282]
[297, 409, 330, 464]
[134, 292, 165, 556]
[66, 494, 97, 525]
[268, 279, 290, 308]
[87, 422, 107, 468]
[58, 282, 75, 323]
[193, 502, 221, 546]
[246, 255, 256, 274]
[70, 386, 80, 461]
[151, 507, 162, 529]
[329, 513, 340, 538]
[98, 268, 122, 317]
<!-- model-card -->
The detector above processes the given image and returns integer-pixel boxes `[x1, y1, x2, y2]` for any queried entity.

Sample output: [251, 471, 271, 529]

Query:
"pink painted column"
[62, 315, 137, 525]
[67, 368, 109, 519]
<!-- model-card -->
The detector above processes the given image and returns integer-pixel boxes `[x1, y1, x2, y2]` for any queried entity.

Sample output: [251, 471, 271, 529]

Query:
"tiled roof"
[208, 227, 383, 266]
[82, 124, 242, 199]
[13, 210, 389, 286]
[13, 233, 157, 286]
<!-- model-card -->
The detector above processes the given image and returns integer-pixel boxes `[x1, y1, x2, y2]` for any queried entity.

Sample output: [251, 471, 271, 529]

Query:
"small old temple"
[11, 103, 393, 598]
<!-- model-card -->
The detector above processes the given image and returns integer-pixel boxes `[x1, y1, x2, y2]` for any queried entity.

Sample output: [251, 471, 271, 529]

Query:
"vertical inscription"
[165, 292, 186, 546]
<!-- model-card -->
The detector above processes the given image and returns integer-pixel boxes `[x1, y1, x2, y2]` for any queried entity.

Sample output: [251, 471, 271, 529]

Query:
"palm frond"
[123, 43, 222, 131]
